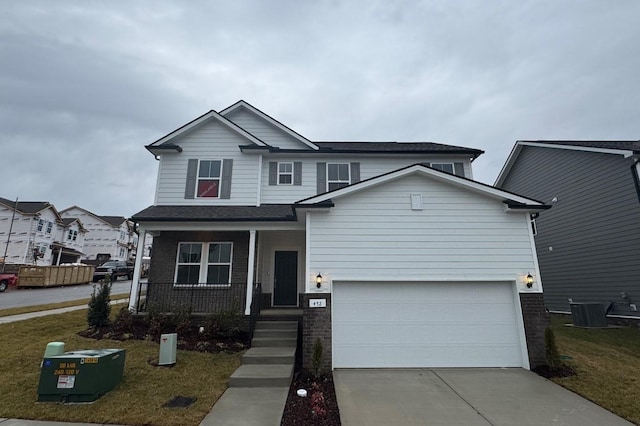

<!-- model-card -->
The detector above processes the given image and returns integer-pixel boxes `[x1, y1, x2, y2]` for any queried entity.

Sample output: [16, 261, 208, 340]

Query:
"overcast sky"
[1, 1, 639, 218]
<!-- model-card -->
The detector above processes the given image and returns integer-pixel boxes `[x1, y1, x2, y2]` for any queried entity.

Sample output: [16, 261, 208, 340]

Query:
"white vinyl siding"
[260, 156, 472, 204]
[224, 108, 309, 149]
[308, 174, 536, 283]
[155, 119, 258, 205]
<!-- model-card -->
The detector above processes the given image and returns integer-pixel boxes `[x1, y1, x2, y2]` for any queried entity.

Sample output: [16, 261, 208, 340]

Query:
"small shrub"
[112, 305, 134, 332]
[87, 280, 111, 329]
[545, 327, 562, 370]
[173, 304, 193, 336]
[312, 338, 323, 377]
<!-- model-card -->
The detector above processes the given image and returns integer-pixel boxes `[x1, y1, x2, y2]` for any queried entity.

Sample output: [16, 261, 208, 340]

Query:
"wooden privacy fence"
[18, 265, 95, 287]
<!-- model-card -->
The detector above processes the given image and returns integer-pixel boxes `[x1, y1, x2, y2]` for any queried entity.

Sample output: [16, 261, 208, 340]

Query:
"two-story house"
[127, 100, 551, 370]
[0, 197, 87, 266]
[60, 207, 136, 262]
[495, 140, 640, 322]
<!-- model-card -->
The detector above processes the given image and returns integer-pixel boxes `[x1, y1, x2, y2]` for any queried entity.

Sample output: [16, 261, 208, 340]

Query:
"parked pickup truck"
[0, 273, 18, 292]
[93, 261, 133, 282]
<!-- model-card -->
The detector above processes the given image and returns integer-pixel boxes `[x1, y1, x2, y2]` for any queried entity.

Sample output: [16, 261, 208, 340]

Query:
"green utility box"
[38, 349, 126, 402]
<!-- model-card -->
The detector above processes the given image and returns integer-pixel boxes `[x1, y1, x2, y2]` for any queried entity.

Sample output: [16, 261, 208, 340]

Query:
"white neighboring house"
[0, 197, 86, 265]
[127, 100, 552, 371]
[60, 206, 136, 262]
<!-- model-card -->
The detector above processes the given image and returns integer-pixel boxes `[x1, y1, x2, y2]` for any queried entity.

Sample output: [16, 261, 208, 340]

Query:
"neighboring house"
[495, 140, 640, 321]
[127, 100, 551, 370]
[0, 197, 86, 265]
[60, 207, 137, 262]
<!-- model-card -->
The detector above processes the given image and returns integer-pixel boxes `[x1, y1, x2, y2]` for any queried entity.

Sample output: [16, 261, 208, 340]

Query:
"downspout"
[631, 157, 640, 203]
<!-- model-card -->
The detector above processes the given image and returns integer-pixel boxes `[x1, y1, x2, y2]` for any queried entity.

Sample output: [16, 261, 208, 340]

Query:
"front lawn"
[0, 309, 243, 426]
[550, 315, 640, 425]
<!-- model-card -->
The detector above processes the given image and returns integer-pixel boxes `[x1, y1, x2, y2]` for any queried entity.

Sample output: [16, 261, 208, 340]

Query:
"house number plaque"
[309, 299, 326, 308]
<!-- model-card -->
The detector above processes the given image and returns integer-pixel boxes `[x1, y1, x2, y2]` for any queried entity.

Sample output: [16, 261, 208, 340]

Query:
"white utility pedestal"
[159, 333, 177, 365]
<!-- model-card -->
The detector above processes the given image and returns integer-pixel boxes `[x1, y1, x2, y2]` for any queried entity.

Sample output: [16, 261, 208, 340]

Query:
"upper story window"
[431, 163, 455, 174]
[327, 163, 350, 191]
[120, 230, 126, 241]
[278, 162, 293, 185]
[37, 219, 44, 232]
[175, 242, 233, 285]
[67, 230, 78, 241]
[46, 221, 53, 234]
[197, 160, 222, 198]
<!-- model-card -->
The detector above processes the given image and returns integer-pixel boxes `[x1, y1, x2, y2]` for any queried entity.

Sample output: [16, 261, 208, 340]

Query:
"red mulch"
[281, 370, 341, 426]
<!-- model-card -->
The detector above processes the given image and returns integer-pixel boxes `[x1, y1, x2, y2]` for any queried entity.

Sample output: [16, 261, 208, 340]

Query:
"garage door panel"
[333, 282, 523, 368]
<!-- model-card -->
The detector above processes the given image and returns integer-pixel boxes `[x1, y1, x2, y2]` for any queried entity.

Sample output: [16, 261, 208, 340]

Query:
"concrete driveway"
[334, 368, 633, 426]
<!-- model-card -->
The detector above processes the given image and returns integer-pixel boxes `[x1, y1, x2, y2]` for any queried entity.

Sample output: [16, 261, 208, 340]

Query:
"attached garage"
[332, 281, 526, 368]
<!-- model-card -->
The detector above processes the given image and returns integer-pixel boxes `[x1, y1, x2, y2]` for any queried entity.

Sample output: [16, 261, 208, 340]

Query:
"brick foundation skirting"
[520, 293, 550, 368]
[301, 293, 332, 372]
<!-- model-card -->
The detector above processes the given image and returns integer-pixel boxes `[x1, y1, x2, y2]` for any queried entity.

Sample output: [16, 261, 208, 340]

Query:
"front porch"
[128, 228, 308, 317]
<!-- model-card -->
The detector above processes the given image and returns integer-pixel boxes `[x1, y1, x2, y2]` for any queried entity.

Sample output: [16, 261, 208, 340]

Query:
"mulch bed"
[532, 364, 576, 379]
[77, 316, 250, 354]
[281, 370, 341, 426]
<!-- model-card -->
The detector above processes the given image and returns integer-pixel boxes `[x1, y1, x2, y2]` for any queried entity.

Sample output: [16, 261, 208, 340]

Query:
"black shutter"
[184, 159, 198, 199]
[220, 159, 233, 199]
[294, 162, 302, 185]
[350, 162, 360, 183]
[317, 162, 326, 194]
[269, 162, 277, 185]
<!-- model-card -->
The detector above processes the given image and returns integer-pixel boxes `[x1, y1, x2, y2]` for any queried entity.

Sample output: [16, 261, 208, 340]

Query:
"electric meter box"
[38, 349, 126, 402]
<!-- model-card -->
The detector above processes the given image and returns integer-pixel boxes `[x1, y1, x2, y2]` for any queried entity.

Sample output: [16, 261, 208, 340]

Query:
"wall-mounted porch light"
[316, 273, 323, 288]
[526, 273, 534, 288]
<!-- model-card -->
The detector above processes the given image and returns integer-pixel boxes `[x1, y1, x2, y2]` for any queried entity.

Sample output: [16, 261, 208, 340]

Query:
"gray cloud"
[1, 0, 639, 216]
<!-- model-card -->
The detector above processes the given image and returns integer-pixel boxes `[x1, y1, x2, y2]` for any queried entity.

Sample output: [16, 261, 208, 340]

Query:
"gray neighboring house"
[496, 140, 640, 321]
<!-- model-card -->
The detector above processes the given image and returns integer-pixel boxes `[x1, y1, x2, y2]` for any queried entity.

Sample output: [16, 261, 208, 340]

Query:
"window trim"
[174, 241, 233, 287]
[430, 162, 455, 174]
[37, 219, 44, 232]
[326, 163, 351, 192]
[45, 221, 53, 234]
[196, 159, 223, 198]
[278, 162, 294, 185]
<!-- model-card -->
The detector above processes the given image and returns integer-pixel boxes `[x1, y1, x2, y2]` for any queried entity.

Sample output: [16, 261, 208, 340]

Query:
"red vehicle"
[0, 273, 18, 292]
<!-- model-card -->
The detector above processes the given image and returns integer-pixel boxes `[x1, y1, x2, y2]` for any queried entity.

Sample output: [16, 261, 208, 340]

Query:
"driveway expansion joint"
[431, 369, 495, 426]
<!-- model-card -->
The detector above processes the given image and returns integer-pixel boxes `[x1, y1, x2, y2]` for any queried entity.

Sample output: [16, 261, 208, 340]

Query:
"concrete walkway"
[334, 368, 634, 426]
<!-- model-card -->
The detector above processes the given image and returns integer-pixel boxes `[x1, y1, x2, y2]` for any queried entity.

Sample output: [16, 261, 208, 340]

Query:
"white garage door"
[332, 281, 524, 368]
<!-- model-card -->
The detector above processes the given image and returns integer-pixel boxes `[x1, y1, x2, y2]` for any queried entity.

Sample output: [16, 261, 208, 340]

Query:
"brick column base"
[301, 293, 332, 373]
[520, 293, 550, 368]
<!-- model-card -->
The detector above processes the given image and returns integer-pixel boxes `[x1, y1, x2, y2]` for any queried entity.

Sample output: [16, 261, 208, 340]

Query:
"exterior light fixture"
[316, 273, 323, 288]
[526, 273, 534, 288]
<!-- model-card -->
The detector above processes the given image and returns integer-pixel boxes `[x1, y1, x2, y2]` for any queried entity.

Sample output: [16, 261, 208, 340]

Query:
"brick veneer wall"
[147, 231, 249, 314]
[520, 293, 550, 368]
[301, 293, 332, 372]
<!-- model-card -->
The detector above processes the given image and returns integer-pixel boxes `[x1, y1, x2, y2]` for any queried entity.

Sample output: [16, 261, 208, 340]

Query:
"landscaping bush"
[87, 278, 111, 329]
[545, 327, 562, 370]
[312, 338, 323, 377]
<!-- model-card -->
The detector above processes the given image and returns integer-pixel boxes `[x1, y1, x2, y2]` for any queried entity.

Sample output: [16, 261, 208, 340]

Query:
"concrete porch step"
[251, 336, 297, 347]
[229, 364, 294, 387]
[254, 320, 298, 330]
[252, 328, 297, 339]
[242, 347, 296, 365]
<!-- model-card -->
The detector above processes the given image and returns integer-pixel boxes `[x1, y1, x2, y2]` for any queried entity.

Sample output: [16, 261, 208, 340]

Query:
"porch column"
[128, 229, 146, 312]
[56, 248, 62, 265]
[245, 229, 256, 315]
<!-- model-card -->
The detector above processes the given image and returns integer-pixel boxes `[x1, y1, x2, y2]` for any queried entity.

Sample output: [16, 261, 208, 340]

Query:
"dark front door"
[273, 251, 298, 306]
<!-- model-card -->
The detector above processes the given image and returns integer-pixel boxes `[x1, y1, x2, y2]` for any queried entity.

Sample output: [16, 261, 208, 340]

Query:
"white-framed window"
[37, 219, 44, 232]
[175, 242, 233, 285]
[120, 230, 125, 241]
[119, 247, 125, 258]
[67, 230, 78, 241]
[530, 219, 538, 236]
[36, 243, 48, 255]
[46, 221, 53, 234]
[197, 160, 222, 198]
[431, 163, 455, 174]
[278, 162, 293, 185]
[327, 163, 350, 191]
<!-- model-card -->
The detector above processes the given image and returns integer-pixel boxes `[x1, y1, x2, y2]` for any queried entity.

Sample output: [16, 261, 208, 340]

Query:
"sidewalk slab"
[0, 299, 128, 325]
[199, 387, 289, 426]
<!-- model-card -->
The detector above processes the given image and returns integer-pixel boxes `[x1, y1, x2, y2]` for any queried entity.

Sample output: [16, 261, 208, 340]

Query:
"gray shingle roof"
[520, 140, 640, 152]
[0, 197, 52, 214]
[99, 216, 127, 227]
[132, 205, 297, 222]
[316, 141, 483, 155]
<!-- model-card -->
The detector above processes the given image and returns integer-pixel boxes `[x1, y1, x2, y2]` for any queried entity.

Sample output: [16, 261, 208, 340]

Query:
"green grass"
[550, 315, 640, 425]
[0, 309, 243, 426]
[0, 290, 132, 317]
